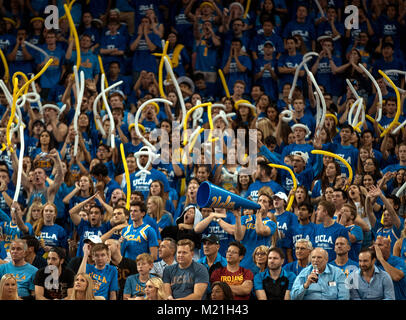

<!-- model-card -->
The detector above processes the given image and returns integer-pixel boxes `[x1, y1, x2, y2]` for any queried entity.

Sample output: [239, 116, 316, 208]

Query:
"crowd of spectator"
[0, 0, 405, 301]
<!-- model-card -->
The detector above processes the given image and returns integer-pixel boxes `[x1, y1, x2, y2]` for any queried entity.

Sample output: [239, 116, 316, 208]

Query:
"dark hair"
[333, 188, 348, 201]
[48, 246, 66, 261]
[359, 247, 376, 260]
[194, 72, 205, 82]
[211, 281, 234, 300]
[21, 235, 40, 253]
[268, 247, 285, 260]
[258, 160, 272, 176]
[386, 194, 400, 209]
[298, 203, 314, 214]
[340, 124, 354, 133]
[37, 130, 58, 150]
[131, 190, 145, 201]
[113, 205, 130, 217]
[89, 204, 103, 215]
[130, 201, 146, 213]
[228, 241, 246, 257]
[90, 162, 108, 177]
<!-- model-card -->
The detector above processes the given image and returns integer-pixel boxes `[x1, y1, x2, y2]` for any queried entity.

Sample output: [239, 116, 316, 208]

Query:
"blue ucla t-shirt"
[120, 223, 159, 260]
[0, 263, 38, 297]
[35, 45, 66, 89]
[126, 169, 170, 200]
[239, 214, 277, 271]
[313, 222, 349, 261]
[86, 264, 119, 300]
[246, 180, 285, 202]
[274, 211, 299, 250]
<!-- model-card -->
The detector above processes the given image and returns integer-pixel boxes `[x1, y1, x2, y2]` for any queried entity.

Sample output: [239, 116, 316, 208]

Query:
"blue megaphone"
[197, 181, 261, 210]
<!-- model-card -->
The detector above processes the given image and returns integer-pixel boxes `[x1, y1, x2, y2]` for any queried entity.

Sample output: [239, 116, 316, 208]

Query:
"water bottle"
[312, 265, 319, 283]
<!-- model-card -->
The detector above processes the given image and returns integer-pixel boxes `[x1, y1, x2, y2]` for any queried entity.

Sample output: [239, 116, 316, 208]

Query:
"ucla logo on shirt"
[277, 222, 287, 238]
[40, 232, 58, 241]
[292, 30, 309, 40]
[315, 235, 333, 245]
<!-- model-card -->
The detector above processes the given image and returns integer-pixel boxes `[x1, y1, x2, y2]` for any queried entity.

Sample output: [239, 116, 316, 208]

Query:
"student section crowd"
[0, 0, 405, 301]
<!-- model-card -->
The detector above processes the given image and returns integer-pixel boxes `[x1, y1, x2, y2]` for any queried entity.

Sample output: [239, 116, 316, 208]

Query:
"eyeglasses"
[255, 252, 267, 256]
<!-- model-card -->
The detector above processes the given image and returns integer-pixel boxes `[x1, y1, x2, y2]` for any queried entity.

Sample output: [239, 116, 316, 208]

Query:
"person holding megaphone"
[233, 189, 277, 273]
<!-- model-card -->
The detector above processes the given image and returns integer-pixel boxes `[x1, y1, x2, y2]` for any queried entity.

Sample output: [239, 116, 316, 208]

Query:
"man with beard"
[350, 248, 395, 300]
[34, 247, 75, 300]
[254, 247, 296, 300]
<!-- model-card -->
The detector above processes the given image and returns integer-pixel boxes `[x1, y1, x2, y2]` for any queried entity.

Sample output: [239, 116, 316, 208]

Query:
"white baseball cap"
[84, 234, 102, 244]
[272, 192, 288, 202]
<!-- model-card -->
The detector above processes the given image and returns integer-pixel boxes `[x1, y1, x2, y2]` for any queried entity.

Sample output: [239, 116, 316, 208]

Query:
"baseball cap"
[264, 40, 275, 48]
[272, 192, 288, 202]
[202, 234, 220, 245]
[84, 234, 102, 244]
[291, 150, 309, 164]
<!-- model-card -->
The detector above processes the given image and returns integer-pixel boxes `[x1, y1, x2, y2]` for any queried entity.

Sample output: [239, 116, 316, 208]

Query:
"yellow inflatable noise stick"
[6, 59, 53, 151]
[243, 0, 251, 19]
[64, 4, 81, 72]
[12, 72, 29, 95]
[267, 163, 297, 211]
[218, 69, 230, 98]
[182, 102, 215, 146]
[120, 143, 131, 210]
[365, 114, 384, 131]
[5, 77, 19, 152]
[378, 69, 401, 137]
[311, 149, 353, 190]
[0, 48, 9, 84]
[156, 40, 169, 99]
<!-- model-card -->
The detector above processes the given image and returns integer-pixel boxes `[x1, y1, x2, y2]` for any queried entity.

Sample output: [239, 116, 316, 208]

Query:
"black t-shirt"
[33, 266, 75, 300]
[111, 257, 138, 300]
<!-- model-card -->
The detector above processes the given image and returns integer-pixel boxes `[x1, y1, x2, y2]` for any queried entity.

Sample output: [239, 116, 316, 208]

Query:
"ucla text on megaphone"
[197, 181, 261, 210]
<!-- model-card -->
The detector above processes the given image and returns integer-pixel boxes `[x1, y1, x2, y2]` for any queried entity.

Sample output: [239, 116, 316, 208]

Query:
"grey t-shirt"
[162, 261, 209, 299]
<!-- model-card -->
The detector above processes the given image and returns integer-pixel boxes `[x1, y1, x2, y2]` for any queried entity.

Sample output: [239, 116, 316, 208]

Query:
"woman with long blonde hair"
[147, 196, 174, 232]
[257, 117, 275, 140]
[25, 200, 43, 226]
[135, 277, 168, 300]
[0, 274, 20, 300]
[68, 273, 105, 300]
